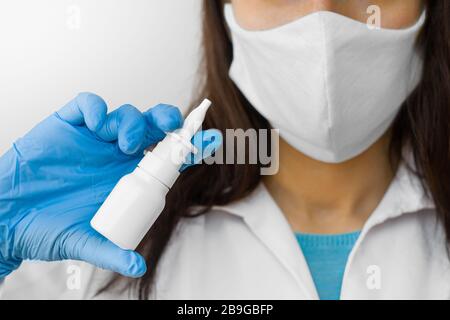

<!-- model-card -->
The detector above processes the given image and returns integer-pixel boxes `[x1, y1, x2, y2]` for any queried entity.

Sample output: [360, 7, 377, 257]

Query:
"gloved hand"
[0, 92, 222, 279]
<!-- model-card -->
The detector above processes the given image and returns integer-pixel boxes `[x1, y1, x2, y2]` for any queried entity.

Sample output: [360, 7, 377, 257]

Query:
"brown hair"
[101, 0, 450, 299]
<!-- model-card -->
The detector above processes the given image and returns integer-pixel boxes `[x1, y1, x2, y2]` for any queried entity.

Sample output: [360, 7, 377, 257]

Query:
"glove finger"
[96, 104, 147, 155]
[62, 227, 147, 278]
[57, 92, 108, 132]
[142, 104, 183, 147]
[180, 129, 223, 172]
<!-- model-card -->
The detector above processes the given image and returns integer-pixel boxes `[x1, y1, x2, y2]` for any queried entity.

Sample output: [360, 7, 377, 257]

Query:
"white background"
[0, 0, 202, 152]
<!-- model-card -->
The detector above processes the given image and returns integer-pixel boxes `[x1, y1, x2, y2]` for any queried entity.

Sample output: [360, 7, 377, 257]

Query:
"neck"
[264, 132, 397, 234]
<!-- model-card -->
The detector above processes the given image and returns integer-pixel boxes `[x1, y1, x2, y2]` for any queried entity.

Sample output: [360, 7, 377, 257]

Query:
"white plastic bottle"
[91, 99, 212, 250]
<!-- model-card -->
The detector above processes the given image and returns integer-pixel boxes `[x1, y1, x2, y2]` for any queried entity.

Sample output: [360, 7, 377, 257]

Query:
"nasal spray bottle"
[91, 99, 212, 250]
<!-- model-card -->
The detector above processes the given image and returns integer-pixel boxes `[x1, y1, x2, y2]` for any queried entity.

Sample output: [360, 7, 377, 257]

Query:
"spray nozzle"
[166, 99, 212, 154]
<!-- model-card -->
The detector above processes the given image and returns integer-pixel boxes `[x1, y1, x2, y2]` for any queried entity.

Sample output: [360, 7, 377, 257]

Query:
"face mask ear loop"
[222, 5, 233, 41]
[406, 11, 426, 92]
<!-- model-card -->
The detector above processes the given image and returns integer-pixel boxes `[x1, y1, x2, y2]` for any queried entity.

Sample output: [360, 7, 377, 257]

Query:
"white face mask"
[224, 4, 425, 163]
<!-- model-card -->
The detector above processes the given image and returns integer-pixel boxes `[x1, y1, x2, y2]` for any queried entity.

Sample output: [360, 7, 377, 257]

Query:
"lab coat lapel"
[213, 183, 318, 299]
[361, 158, 435, 231]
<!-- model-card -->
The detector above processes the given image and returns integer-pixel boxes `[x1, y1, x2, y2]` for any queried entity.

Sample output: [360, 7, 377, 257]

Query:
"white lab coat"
[1, 161, 449, 299]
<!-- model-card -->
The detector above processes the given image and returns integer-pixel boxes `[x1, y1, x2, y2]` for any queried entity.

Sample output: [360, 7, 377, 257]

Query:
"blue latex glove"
[0, 92, 222, 279]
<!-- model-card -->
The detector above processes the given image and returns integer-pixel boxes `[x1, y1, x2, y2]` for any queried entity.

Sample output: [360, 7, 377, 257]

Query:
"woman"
[1, 0, 450, 299]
